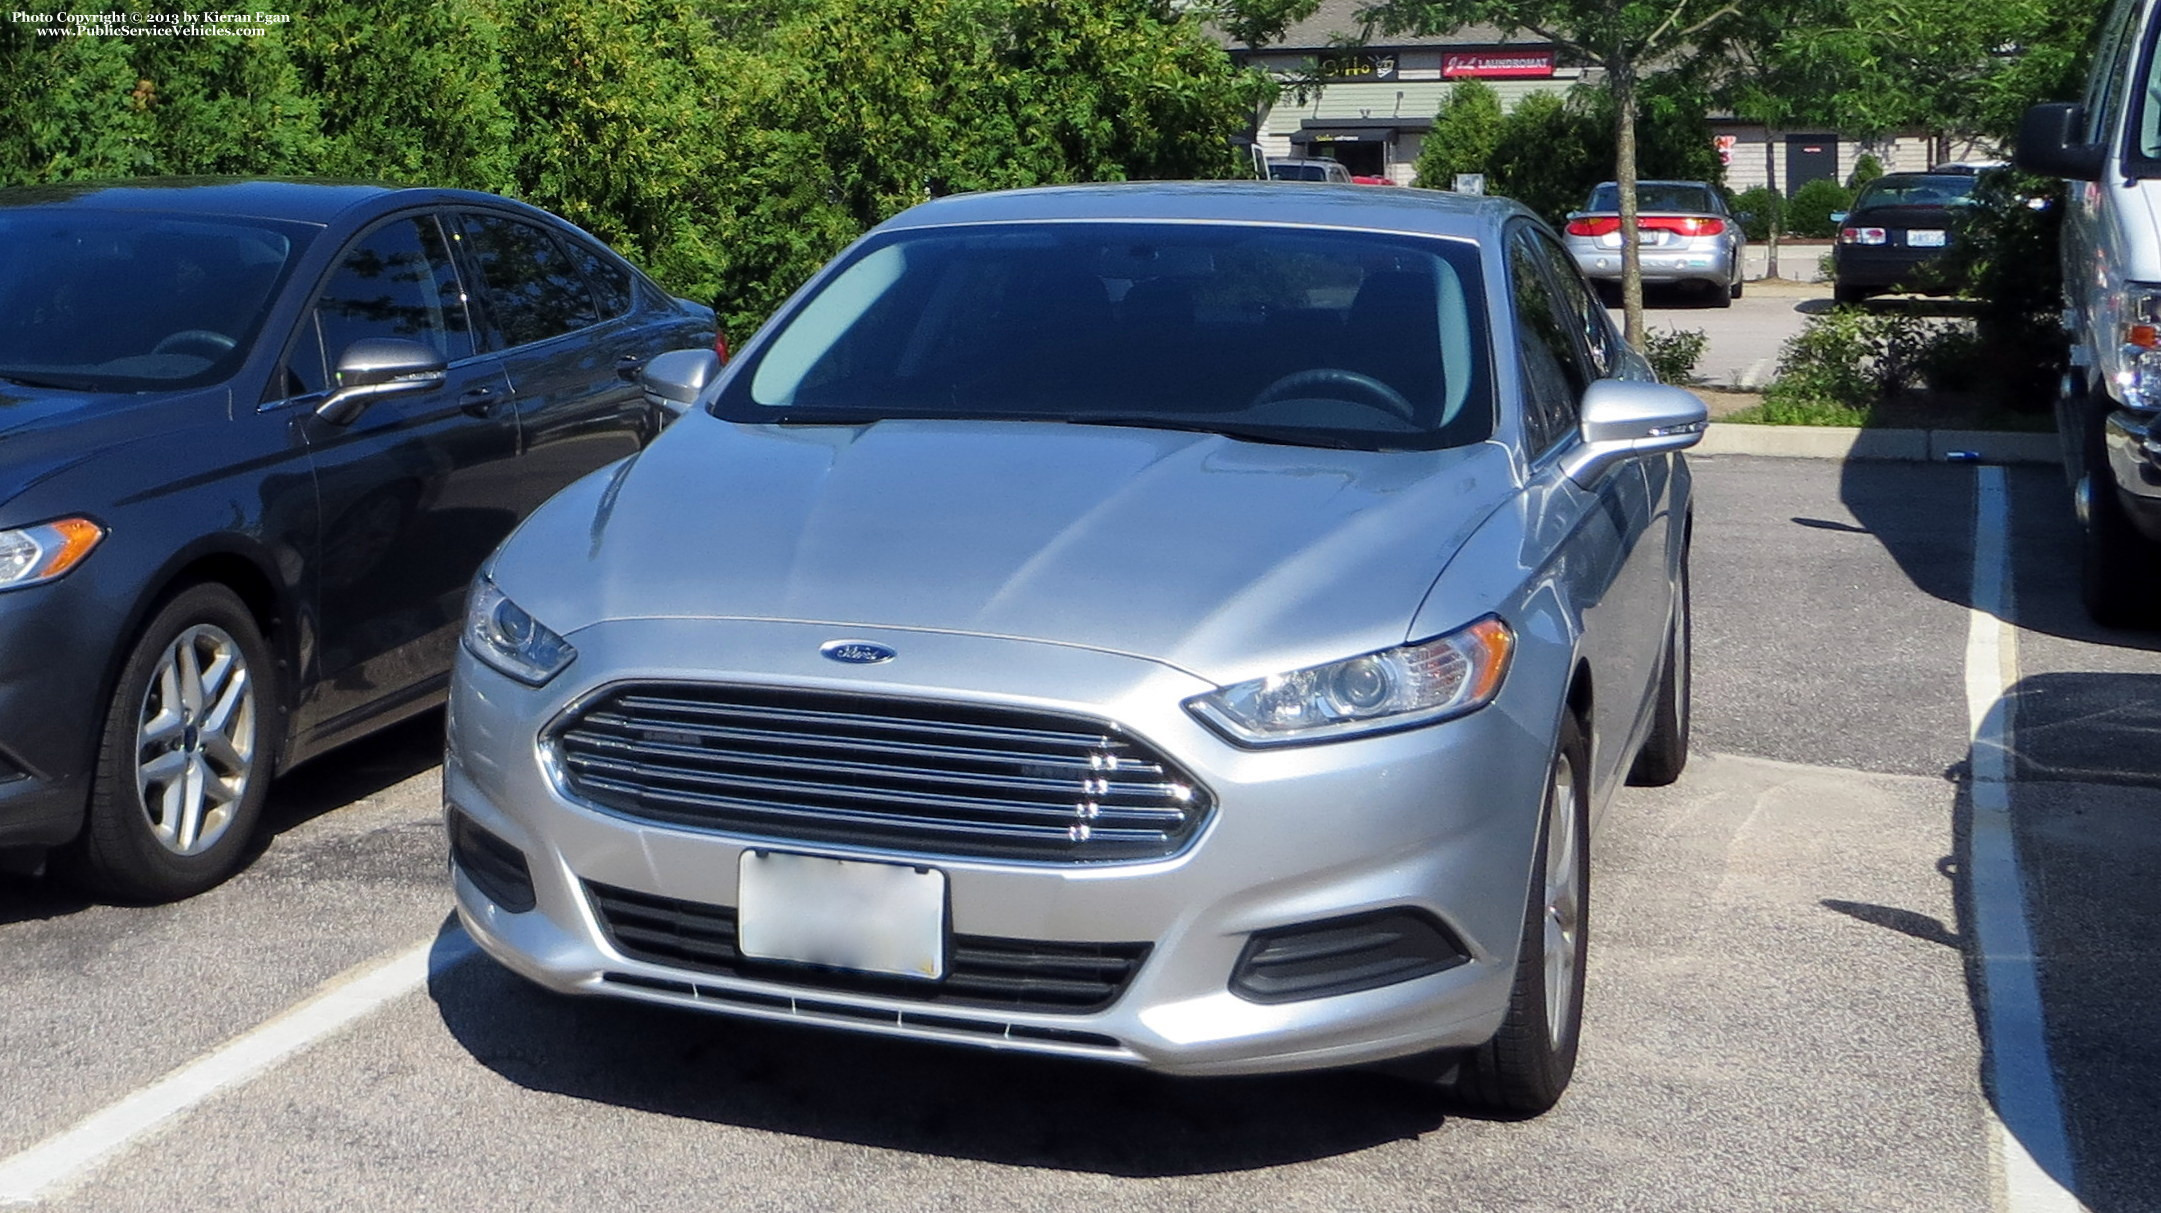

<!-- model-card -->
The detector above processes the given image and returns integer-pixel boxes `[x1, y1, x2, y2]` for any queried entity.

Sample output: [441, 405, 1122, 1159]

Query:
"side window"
[565, 238, 634, 319]
[1509, 228, 1589, 456]
[272, 313, 329, 400]
[1532, 231, 1616, 379]
[457, 212, 601, 347]
[2088, 0, 2141, 145]
[312, 216, 473, 372]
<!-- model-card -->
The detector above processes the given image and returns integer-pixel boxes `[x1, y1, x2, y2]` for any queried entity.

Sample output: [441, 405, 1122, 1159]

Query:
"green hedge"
[0, 0, 1271, 341]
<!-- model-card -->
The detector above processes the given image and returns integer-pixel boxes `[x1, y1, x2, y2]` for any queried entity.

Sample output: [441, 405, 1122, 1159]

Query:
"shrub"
[1414, 80, 1503, 190]
[1787, 177, 1855, 239]
[1845, 153, 1886, 191]
[1939, 169, 2068, 411]
[1730, 185, 1783, 241]
[1644, 327, 1708, 384]
[1762, 306, 1929, 418]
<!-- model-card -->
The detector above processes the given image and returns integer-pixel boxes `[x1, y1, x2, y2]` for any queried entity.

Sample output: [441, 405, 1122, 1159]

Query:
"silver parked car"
[1564, 180, 1747, 306]
[445, 183, 1704, 1114]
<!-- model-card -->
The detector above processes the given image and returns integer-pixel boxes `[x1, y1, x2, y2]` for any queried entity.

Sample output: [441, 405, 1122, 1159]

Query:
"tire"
[1706, 276, 1732, 308]
[66, 584, 278, 902]
[1629, 551, 1691, 786]
[1832, 282, 1870, 306]
[1447, 713, 1590, 1116]
[1730, 276, 1744, 300]
[2081, 455, 2161, 630]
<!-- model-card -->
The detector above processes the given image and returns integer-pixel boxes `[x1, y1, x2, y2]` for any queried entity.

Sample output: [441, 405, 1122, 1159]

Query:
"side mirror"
[1735, 210, 1756, 225]
[1562, 380, 1708, 487]
[639, 348, 722, 419]
[1829, 211, 1849, 225]
[2015, 101, 2104, 182]
[317, 337, 447, 426]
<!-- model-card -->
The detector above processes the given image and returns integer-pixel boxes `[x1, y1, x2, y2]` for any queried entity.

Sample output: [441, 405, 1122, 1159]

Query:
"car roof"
[0, 176, 557, 228]
[878, 181, 1526, 241]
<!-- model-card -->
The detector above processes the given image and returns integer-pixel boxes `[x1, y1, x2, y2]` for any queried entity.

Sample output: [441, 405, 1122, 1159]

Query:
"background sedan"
[1832, 172, 1980, 303]
[1564, 180, 1747, 306]
[0, 179, 714, 901]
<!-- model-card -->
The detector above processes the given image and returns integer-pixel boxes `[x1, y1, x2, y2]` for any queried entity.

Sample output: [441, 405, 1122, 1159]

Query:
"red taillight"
[713, 331, 729, 365]
[1565, 217, 1622, 237]
[1840, 227, 1888, 246]
[1638, 216, 1725, 236]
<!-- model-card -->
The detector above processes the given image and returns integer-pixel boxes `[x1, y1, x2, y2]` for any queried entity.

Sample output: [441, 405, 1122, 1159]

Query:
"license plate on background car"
[1907, 229, 1946, 247]
[737, 851, 947, 979]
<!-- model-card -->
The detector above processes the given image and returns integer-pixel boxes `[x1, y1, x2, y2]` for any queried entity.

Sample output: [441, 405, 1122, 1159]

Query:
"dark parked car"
[0, 178, 713, 900]
[1831, 172, 1980, 303]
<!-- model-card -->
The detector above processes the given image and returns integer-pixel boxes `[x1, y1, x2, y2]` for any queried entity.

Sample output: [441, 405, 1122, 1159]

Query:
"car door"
[1507, 223, 1665, 796]
[286, 210, 522, 742]
[451, 210, 652, 520]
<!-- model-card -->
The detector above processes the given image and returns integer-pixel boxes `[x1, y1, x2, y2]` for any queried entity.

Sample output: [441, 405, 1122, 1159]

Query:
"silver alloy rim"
[135, 623, 255, 856]
[1541, 755, 1582, 1048]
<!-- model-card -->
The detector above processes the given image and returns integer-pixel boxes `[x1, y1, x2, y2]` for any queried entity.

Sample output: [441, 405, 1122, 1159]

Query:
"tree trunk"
[1615, 64, 1644, 349]
[1764, 128, 1780, 280]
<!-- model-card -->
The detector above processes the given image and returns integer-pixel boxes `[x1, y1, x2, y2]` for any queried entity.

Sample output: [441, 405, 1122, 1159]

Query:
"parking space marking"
[0, 932, 474, 1206]
[1965, 466, 2082, 1213]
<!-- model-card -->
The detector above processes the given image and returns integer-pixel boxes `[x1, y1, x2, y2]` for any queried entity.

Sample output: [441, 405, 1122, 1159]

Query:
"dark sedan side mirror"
[2016, 102, 2104, 182]
[1563, 380, 1708, 487]
[640, 348, 722, 420]
[317, 337, 448, 426]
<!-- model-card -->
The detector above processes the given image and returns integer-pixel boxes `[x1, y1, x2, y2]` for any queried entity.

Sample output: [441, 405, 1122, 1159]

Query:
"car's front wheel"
[1447, 713, 1589, 1115]
[67, 584, 277, 901]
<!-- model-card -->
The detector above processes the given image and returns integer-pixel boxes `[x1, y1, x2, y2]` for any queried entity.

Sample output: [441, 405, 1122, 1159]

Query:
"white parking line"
[0, 931, 474, 1206]
[1964, 466, 2083, 1213]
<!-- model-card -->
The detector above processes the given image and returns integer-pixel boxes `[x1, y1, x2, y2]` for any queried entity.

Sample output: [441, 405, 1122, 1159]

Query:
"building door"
[1785, 134, 1839, 194]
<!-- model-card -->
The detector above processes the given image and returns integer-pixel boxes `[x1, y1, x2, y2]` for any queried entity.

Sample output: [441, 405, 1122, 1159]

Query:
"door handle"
[616, 354, 648, 382]
[460, 385, 501, 418]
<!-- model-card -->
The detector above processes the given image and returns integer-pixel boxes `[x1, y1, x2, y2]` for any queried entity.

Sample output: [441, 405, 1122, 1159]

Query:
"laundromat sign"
[1442, 50, 1556, 78]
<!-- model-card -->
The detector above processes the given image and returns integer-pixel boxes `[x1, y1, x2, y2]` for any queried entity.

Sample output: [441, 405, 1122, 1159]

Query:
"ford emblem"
[820, 640, 896, 665]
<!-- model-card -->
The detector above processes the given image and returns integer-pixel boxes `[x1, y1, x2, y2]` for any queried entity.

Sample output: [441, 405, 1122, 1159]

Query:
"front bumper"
[446, 617, 1558, 1077]
[0, 574, 123, 848]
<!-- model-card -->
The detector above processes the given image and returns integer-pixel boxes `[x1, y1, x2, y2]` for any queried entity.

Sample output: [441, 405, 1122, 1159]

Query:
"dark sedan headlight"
[1186, 616, 1514, 746]
[0, 517, 104, 591]
[464, 576, 576, 685]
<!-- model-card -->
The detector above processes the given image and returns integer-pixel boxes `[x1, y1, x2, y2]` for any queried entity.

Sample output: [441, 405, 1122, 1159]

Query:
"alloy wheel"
[134, 623, 256, 856]
[1541, 755, 1583, 1048]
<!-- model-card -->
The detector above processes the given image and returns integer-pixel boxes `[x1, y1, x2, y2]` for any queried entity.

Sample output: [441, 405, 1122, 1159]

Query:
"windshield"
[1587, 183, 1715, 213]
[713, 222, 1493, 452]
[1852, 175, 1978, 209]
[0, 210, 311, 392]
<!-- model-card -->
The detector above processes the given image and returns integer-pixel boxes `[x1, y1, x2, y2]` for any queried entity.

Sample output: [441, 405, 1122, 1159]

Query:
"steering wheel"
[151, 329, 237, 359]
[1249, 368, 1415, 421]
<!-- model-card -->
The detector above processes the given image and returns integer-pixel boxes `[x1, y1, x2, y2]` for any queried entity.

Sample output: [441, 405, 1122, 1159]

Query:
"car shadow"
[425, 938, 1452, 1176]
[1837, 459, 2161, 1208]
[0, 707, 444, 919]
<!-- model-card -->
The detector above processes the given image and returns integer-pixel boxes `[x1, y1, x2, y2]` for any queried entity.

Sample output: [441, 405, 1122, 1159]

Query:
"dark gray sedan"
[447, 183, 1702, 1114]
[0, 179, 714, 901]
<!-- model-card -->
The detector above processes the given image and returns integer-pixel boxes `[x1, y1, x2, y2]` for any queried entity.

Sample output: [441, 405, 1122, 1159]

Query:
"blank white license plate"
[737, 851, 946, 979]
[1907, 229, 1946, 247]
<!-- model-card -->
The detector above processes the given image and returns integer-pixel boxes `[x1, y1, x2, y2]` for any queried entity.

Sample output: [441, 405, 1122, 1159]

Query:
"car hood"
[494, 416, 1520, 685]
[0, 381, 222, 501]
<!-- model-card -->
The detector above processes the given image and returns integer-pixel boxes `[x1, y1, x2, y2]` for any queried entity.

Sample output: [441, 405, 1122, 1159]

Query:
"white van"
[2017, 0, 2161, 624]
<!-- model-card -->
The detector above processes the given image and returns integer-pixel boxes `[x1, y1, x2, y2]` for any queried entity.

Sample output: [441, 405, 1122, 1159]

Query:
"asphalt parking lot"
[2, 453, 2153, 1212]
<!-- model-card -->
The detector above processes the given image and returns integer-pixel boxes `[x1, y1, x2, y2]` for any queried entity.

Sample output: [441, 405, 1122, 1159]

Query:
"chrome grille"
[551, 684, 1212, 862]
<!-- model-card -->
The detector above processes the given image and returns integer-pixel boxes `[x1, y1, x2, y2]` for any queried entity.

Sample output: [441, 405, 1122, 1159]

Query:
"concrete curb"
[1697, 424, 2060, 465]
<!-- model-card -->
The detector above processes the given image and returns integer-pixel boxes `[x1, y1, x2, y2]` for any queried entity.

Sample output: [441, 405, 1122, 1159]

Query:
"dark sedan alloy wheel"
[72, 584, 276, 901]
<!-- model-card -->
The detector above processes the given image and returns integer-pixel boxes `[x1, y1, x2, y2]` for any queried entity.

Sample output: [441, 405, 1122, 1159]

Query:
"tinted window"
[0, 212, 304, 392]
[314, 216, 472, 369]
[458, 213, 599, 346]
[1851, 175, 1978, 209]
[1509, 228, 1587, 455]
[714, 223, 1492, 452]
[1588, 183, 1716, 213]
[565, 238, 633, 319]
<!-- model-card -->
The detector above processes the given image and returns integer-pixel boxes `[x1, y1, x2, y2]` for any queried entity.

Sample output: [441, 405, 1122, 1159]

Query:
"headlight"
[0, 518, 104, 591]
[1186, 616, 1514, 746]
[463, 576, 576, 685]
[2119, 286, 2161, 410]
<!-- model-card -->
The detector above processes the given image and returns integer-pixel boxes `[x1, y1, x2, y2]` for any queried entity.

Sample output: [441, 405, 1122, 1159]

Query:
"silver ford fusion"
[445, 183, 1703, 1114]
